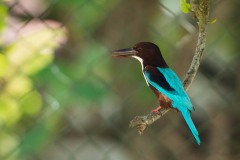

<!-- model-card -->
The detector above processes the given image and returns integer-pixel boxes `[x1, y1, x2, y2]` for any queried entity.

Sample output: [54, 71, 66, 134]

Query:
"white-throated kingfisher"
[112, 42, 200, 145]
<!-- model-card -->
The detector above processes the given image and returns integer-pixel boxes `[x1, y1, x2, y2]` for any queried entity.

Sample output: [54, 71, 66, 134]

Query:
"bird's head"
[112, 42, 167, 67]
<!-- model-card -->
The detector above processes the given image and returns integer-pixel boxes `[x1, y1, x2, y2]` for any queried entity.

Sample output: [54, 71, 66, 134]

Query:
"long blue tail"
[180, 108, 201, 145]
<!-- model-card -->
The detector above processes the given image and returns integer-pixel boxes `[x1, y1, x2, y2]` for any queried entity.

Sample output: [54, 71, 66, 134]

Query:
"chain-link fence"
[0, 0, 240, 160]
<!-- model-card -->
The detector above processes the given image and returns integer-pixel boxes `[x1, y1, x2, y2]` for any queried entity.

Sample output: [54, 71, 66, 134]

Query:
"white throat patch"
[132, 56, 149, 86]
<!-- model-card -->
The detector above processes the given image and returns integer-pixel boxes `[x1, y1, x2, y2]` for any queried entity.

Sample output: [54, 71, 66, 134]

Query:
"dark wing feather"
[144, 65, 176, 92]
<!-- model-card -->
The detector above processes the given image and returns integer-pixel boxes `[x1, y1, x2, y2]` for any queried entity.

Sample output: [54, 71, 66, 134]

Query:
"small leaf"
[20, 91, 42, 116]
[6, 74, 33, 98]
[0, 3, 8, 33]
[0, 132, 19, 155]
[0, 95, 21, 126]
[180, 0, 190, 13]
[209, 18, 217, 24]
[0, 54, 8, 76]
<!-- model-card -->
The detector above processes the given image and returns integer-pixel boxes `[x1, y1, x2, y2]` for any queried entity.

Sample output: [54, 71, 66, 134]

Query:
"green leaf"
[6, 23, 66, 75]
[0, 95, 22, 126]
[180, 0, 190, 13]
[209, 18, 217, 24]
[0, 3, 8, 34]
[20, 91, 42, 116]
[6, 74, 33, 98]
[0, 54, 8, 77]
[0, 132, 18, 156]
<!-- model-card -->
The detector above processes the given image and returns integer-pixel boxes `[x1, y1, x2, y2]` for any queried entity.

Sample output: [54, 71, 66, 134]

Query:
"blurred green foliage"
[0, 2, 66, 159]
[0, 0, 119, 159]
[180, 0, 190, 13]
[0, 2, 7, 38]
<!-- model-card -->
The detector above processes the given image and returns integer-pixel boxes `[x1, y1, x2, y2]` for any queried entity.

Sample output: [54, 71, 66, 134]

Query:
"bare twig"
[183, 0, 209, 90]
[129, 0, 210, 134]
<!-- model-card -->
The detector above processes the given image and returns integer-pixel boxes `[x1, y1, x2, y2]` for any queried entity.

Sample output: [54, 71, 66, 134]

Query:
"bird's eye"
[138, 47, 143, 51]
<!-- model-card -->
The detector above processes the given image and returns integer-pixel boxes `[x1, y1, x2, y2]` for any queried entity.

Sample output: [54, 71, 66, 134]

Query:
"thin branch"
[129, 0, 210, 135]
[183, 0, 209, 90]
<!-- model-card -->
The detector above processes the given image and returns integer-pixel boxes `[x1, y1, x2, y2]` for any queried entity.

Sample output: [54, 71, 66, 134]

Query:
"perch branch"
[129, 0, 210, 135]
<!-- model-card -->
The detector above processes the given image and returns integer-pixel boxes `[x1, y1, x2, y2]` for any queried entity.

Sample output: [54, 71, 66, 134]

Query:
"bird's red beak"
[111, 48, 137, 58]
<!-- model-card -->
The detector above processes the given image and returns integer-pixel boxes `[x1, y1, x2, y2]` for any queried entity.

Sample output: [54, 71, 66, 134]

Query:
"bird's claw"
[151, 106, 163, 115]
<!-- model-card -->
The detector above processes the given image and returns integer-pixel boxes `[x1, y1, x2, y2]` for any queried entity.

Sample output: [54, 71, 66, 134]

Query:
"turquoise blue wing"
[143, 66, 193, 111]
[143, 66, 200, 144]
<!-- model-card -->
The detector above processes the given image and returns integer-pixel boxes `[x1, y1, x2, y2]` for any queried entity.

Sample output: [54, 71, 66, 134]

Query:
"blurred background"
[0, 0, 239, 160]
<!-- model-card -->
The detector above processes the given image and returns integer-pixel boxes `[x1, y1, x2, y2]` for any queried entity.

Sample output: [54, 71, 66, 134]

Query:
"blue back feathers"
[144, 67, 200, 145]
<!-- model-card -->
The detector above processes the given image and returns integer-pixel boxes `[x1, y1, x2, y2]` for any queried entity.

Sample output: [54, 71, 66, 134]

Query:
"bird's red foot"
[151, 106, 162, 113]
